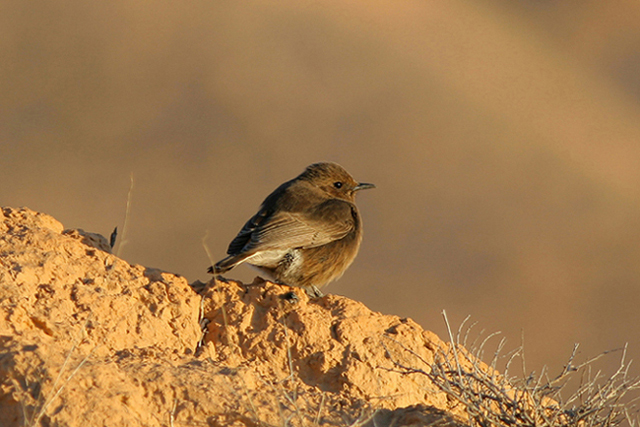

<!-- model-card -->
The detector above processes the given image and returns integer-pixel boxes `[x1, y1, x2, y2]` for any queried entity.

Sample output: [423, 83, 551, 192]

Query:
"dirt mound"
[0, 207, 463, 426]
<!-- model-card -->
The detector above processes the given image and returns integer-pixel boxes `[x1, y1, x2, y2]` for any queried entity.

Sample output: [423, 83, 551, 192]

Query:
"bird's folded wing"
[249, 201, 355, 251]
[226, 208, 269, 255]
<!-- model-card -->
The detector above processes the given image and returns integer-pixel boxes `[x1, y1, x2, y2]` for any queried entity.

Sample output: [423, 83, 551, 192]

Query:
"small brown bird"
[209, 162, 375, 297]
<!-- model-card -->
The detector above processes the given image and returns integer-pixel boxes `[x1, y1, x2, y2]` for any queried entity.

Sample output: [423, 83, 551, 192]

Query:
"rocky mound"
[0, 207, 464, 426]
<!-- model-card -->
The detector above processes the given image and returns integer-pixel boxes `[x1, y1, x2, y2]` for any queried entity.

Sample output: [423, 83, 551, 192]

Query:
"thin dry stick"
[116, 172, 134, 257]
[194, 235, 210, 350]
[256, 375, 287, 426]
[196, 293, 208, 349]
[442, 310, 464, 381]
[32, 344, 98, 426]
[238, 374, 264, 427]
[26, 320, 93, 426]
[521, 329, 527, 381]
[31, 342, 77, 424]
[201, 229, 214, 268]
[170, 397, 177, 427]
[314, 392, 326, 426]
[346, 407, 379, 427]
[202, 233, 237, 355]
[279, 302, 304, 426]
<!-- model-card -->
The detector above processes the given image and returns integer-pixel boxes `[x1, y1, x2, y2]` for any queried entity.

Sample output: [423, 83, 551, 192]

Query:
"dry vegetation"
[386, 312, 640, 427]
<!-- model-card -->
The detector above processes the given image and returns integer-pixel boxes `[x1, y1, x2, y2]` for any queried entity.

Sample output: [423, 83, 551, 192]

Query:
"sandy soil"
[1, 207, 469, 426]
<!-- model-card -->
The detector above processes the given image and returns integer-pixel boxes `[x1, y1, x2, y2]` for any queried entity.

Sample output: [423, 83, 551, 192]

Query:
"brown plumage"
[208, 162, 375, 297]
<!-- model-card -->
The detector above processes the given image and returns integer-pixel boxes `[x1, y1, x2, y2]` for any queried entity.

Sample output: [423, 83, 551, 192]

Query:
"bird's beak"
[354, 182, 376, 191]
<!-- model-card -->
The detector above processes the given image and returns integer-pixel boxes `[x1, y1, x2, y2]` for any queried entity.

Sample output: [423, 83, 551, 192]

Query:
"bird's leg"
[304, 285, 324, 299]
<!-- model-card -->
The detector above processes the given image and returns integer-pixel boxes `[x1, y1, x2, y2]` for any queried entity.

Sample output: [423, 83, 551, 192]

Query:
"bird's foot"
[304, 285, 324, 299]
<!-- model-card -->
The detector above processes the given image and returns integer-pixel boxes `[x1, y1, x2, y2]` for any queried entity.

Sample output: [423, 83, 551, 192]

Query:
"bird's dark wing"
[226, 179, 296, 255]
[226, 207, 270, 255]
[246, 199, 355, 252]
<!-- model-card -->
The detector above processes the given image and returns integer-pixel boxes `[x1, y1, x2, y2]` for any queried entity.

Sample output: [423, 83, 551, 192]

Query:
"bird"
[208, 162, 375, 297]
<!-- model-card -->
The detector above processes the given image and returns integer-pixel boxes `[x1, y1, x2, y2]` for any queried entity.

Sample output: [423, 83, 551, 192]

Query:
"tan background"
[2, 0, 640, 379]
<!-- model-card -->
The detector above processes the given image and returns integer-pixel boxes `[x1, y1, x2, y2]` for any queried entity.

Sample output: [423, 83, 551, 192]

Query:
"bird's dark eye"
[333, 182, 343, 189]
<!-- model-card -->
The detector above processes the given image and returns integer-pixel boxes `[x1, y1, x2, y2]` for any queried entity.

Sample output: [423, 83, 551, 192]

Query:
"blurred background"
[2, 0, 640, 379]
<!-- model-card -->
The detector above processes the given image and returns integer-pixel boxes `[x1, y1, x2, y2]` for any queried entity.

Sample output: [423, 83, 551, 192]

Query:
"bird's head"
[300, 162, 375, 202]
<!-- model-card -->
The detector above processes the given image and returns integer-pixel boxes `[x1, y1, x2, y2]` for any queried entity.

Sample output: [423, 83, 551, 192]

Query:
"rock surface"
[0, 207, 464, 426]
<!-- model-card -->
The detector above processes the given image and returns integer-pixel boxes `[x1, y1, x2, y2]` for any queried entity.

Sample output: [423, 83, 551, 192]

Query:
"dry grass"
[385, 311, 640, 427]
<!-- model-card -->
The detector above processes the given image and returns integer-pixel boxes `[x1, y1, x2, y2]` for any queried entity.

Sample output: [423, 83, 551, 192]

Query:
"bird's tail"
[207, 253, 252, 274]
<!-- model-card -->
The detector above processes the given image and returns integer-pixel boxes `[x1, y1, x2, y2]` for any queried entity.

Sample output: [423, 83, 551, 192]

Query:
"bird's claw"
[305, 285, 324, 299]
